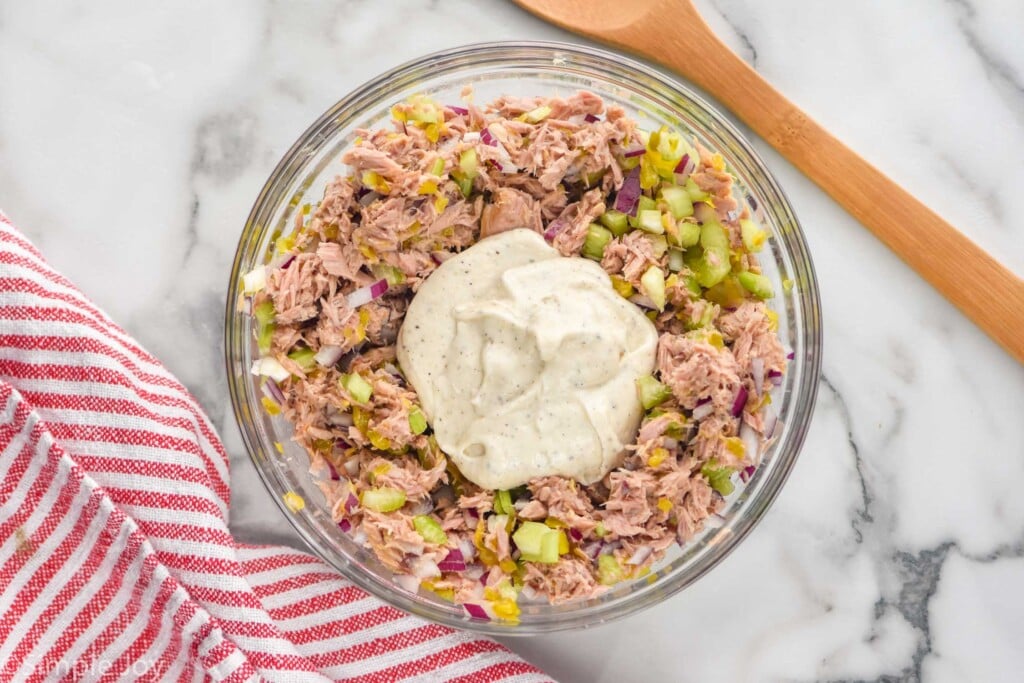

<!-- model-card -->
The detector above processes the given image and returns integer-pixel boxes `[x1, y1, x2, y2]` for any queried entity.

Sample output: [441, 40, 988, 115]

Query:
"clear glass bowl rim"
[224, 40, 822, 635]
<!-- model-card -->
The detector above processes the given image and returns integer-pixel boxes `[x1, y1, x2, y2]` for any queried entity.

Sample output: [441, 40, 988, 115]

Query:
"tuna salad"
[244, 91, 788, 621]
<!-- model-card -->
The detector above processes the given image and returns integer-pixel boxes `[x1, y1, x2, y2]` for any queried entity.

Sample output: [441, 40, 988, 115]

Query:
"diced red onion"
[543, 218, 570, 241]
[462, 131, 480, 143]
[623, 144, 646, 158]
[691, 400, 714, 421]
[338, 518, 352, 533]
[768, 370, 783, 387]
[328, 411, 353, 428]
[673, 153, 692, 174]
[614, 168, 642, 216]
[325, 460, 341, 481]
[464, 603, 489, 620]
[480, 126, 498, 147]
[732, 386, 749, 417]
[739, 422, 759, 463]
[261, 379, 286, 405]
[430, 250, 454, 264]
[467, 508, 479, 520]
[581, 542, 603, 560]
[346, 279, 388, 308]
[314, 345, 344, 368]
[446, 105, 469, 115]
[739, 465, 756, 483]
[438, 549, 467, 572]
[410, 556, 440, 579]
[568, 528, 583, 542]
[786, 351, 795, 360]
[344, 493, 359, 514]
[394, 573, 422, 594]
[584, 113, 600, 123]
[275, 253, 296, 270]
[626, 545, 653, 565]
[463, 563, 484, 580]
[628, 294, 658, 310]
[751, 358, 765, 396]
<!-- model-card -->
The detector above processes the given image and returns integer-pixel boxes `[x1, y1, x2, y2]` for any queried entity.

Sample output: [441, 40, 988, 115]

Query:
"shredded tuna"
[250, 89, 787, 611]
[480, 187, 543, 237]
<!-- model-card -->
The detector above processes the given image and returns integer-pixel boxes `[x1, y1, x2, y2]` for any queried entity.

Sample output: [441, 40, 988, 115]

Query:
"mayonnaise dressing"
[397, 229, 658, 490]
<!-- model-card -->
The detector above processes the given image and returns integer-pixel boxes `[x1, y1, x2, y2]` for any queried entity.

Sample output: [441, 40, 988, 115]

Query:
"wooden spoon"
[514, 0, 1024, 364]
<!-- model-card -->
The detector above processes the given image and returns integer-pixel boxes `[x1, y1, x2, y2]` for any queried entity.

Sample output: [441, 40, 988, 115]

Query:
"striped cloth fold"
[0, 213, 551, 683]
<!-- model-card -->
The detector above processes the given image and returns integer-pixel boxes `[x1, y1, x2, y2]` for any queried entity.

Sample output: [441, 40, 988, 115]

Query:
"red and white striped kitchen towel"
[0, 212, 551, 682]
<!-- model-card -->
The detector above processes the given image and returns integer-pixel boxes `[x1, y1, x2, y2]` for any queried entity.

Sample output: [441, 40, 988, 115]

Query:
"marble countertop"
[3, 1, 1023, 680]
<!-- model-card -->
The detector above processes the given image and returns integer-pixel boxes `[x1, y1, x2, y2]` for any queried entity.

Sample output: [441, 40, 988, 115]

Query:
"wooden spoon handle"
[644, 21, 1024, 363]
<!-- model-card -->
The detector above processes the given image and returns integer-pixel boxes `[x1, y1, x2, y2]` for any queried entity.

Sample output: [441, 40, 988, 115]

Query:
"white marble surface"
[2, 1, 1023, 680]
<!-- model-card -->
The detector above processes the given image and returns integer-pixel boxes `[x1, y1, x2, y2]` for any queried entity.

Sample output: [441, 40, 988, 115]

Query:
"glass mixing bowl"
[225, 41, 822, 635]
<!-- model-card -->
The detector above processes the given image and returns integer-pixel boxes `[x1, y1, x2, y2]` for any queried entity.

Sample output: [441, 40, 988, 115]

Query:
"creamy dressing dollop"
[396, 229, 658, 490]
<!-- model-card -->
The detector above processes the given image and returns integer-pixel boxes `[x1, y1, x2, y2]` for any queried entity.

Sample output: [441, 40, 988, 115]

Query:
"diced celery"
[253, 301, 275, 355]
[341, 373, 373, 404]
[594, 521, 607, 538]
[685, 177, 709, 202]
[598, 554, 627, 585]
[413, 515, 448, 544]
[740, 218, 767, 252]
[659, 185, 694, 219]
[703, 276, 747, 308]
[640, 265, 666, 311]
[628, 196, 657, 228]
[459, 148, 478, 177]
[737, 271, 775, 300]
[362, 487, 407, 512]
[700, 462, 735, 496]
[675, 220, 701, 248]
[599, 210, 630, 237]
[636, 209, 664, 234]
[636, 375, 672, 410]
[693, 222, 731, 288]
[430, 158, 446, 176]
[408, 407, 428, 435]
[667, 248, 685, 273]
[452, 172, 473, 198]
[581, 223, 613, 261]
[584, 169, 607, 188]
[287, 346, 317, 372]
[494, 489, 513, 516]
